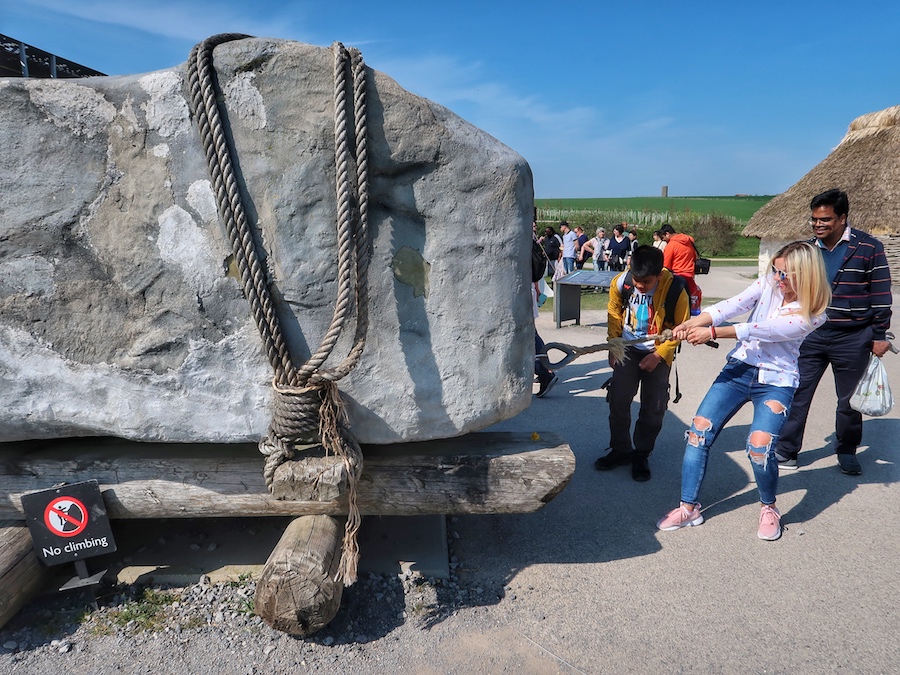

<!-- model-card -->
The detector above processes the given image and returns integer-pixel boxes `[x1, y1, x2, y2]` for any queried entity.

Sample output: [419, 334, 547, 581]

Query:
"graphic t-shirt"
[622, 287, 657, 351]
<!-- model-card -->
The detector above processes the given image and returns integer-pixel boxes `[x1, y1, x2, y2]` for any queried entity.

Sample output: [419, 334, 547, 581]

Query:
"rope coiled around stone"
[187, 36, 370, 585]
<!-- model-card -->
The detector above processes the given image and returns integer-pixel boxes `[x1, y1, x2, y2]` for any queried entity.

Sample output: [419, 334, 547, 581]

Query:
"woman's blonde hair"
[771, 241, 831, 323]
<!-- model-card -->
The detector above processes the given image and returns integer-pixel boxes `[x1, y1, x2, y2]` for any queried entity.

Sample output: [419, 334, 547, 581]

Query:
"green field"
[534, 194, 774, 258]
[536, 195, 774, 223]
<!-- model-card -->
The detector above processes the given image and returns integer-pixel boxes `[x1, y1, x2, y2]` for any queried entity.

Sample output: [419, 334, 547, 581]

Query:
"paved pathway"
[454, 265, 900, 673]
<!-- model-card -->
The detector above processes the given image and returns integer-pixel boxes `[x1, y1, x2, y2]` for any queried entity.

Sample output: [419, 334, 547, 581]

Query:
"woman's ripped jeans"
[681, 359, 795, 506]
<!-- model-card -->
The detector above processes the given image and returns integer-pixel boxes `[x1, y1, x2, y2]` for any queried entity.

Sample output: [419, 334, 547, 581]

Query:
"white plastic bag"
[849, 354, 893, 416]
[552, 262, 566, 282]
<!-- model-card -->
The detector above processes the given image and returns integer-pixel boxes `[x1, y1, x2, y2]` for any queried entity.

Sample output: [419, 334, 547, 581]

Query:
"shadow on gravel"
[777, 418, 900, 525]
[310, 575, 406, 644]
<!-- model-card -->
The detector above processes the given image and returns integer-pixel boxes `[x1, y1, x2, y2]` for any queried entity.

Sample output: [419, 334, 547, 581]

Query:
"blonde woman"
[657, 241, 831, 541]
[581, 227, 608, 270]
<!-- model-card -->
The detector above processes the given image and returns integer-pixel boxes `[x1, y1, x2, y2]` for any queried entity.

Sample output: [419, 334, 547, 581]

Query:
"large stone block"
[0, 38, 534, 444]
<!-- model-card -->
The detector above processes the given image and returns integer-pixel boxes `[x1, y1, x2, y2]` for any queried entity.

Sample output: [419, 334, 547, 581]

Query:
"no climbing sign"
[44, 496, 89, 537]
[21, 480, 117, 566]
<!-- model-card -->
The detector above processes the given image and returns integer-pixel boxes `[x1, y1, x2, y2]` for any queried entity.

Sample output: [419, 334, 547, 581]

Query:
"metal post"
[19, 41, 29, 77]
[51, 54, 57, 78]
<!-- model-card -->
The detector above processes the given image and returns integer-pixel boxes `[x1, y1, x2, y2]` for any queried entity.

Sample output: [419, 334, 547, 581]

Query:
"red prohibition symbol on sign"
[44, 496, 89, 537]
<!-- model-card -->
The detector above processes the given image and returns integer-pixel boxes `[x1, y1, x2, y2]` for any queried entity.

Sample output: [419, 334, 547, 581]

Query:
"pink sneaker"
[657, 503, 704, 531]
[758, 504, 782, 541]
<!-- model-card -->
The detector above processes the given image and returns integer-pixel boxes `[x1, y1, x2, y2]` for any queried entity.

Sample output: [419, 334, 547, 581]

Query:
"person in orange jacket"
[661, 223, 702, 316]
[660, 223, 697, 280]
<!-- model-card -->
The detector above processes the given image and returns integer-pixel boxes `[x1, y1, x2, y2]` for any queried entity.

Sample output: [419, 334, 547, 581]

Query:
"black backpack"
[543, 235, 561, 261]
[531, 238, 550, 282]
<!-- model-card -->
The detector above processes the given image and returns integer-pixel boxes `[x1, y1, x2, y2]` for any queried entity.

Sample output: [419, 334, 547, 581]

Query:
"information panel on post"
[21, 480, 117, 566]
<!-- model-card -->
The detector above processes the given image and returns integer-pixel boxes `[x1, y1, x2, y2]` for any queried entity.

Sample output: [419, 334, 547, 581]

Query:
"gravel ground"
[0, 521, 531, 675]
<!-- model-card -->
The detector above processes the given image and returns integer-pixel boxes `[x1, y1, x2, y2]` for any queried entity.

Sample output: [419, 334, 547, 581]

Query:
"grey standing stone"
[0, 38, 534, 445]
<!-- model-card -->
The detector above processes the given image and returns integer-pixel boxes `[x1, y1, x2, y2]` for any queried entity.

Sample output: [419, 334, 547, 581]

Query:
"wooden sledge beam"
[0, 432, 573, 520]
[0, 520, 54, 629]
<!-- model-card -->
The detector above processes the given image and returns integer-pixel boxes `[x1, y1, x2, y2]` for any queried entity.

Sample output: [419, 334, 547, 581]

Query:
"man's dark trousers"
[777, 325, 873, 459]
[608, 346, 670, 458]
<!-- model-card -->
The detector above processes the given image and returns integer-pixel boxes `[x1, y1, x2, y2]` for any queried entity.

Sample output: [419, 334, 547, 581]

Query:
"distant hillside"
[535, 195, 775, 223]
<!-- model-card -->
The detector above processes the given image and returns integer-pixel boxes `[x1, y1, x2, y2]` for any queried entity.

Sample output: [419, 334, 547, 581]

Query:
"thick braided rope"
[313, 43, 368, 584]
[298, 43, 369, 384]
[560, 329, 677, 364]
[187, 34, 295, 382]
[187, 36, 369, 584]
[316, 46, 370, 382]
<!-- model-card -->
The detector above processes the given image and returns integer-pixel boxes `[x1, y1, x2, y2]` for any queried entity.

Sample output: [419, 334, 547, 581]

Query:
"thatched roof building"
[744, 105, 900, 281]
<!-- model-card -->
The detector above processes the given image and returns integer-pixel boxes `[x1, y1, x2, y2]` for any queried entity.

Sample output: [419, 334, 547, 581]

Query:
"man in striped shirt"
[775, 189, 892, 475]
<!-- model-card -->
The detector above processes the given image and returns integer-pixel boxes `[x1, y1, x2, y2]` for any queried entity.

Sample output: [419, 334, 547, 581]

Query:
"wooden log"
[271, 451, 347, 501]
[254, 515, 344, 636]
[0, 520, 54, 629]
[0, 432, 574, 519]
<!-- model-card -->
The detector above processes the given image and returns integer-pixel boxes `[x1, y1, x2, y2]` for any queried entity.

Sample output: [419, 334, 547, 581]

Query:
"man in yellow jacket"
[595, 245, 690, 481]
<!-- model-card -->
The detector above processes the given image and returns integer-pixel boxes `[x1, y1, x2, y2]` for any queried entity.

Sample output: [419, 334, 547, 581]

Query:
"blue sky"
[6, 1, 900, 198]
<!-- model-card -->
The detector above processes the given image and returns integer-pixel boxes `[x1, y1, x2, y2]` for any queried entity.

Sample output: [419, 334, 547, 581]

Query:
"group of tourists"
[537, 221, 639, 276]
[537, 189, 893, 542]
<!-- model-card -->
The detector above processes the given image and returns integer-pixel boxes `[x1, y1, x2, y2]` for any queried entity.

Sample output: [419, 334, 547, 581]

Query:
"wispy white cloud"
[367, 49, 723, 196]
[373, 52, 598, 140]
[17, 0, 305, 43]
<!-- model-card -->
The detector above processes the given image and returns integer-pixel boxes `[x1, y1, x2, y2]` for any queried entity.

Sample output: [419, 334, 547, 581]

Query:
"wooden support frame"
[254, 515, 345, 636]
[0, 432, 574, 520]
[0, 431, 573, 633]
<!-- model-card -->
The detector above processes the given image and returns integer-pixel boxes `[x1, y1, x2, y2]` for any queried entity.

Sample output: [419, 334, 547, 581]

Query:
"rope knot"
[271, 381, 323, 445]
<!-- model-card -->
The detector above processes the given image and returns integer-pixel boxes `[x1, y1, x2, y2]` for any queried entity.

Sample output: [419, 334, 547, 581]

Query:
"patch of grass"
[27, 605, 94, 639]
[234, 596, 255, 615]
[539, 285, 609, 313]
[710, 258, 758, 267]
[226, 572, 254, 587]
[101, 588, 179, 633]
[727, 236, 761, 258]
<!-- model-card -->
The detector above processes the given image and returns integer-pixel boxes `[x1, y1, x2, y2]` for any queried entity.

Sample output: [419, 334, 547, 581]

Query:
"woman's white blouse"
[705, 277, 827, 387]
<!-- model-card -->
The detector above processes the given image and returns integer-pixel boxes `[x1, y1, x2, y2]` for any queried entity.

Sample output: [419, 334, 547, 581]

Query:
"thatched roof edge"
[744, 105, 900, 239]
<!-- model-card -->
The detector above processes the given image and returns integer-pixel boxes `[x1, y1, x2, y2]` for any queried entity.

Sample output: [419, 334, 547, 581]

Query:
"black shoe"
[536, 374, 558, 398]
[837, 453, 861, 475]
[631, 455, 651, 482]
[775, 451, 798, 470]
[594, 449, 631, 471]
